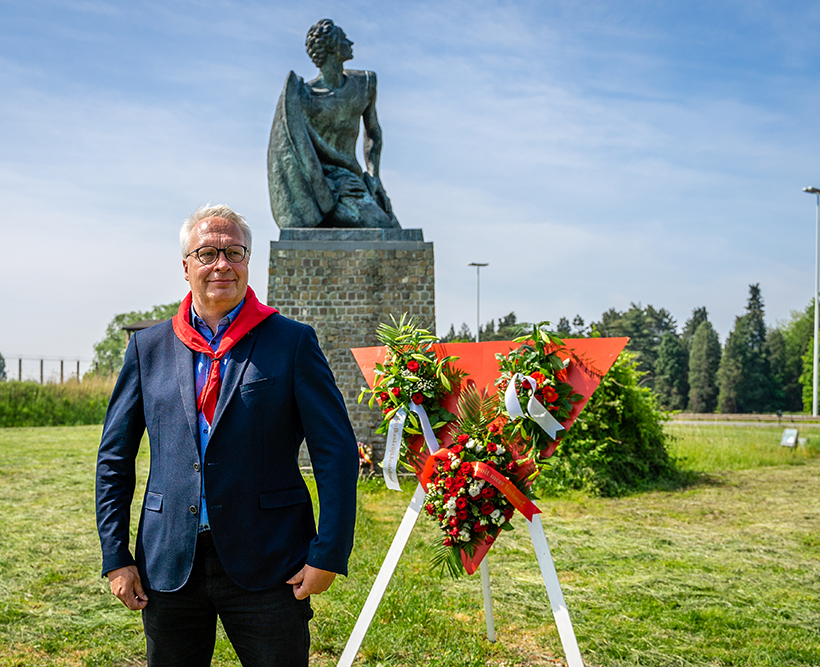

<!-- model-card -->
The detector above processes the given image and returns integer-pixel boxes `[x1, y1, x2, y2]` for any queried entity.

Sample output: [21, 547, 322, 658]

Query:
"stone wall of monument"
[268, 229, 435, 458]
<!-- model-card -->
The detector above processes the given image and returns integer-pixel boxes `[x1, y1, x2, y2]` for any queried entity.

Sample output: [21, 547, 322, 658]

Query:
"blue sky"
[2, 0, 819, 376]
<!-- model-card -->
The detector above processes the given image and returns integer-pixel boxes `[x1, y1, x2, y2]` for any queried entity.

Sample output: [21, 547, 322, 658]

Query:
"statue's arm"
[361, 72, 393, 214]
[362, 72, 382, 179]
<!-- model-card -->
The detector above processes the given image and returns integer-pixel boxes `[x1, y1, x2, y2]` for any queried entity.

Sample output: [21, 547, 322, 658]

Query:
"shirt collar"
[191, 299, 245, 340]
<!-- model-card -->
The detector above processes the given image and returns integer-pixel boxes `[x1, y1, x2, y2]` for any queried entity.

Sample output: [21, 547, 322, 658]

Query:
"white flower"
[468, 484, 482, 497]
[465, 438, 476, 449]
[496, 446, 506, 456]
[459, 529, 471, 542]
[445, 497, 457, 515]
[490, 509, 502, 521]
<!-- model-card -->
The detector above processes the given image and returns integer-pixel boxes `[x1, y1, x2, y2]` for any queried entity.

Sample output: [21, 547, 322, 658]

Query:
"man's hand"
[286, 565, 336, 600]
[106, 565, 149, 610]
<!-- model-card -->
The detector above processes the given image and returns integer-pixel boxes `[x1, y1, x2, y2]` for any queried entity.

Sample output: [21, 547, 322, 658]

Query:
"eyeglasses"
[187, 245, 248, 265]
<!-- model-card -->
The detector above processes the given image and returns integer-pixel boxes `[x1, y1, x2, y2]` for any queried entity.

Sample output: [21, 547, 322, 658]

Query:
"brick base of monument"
[268, 228, 435, 463]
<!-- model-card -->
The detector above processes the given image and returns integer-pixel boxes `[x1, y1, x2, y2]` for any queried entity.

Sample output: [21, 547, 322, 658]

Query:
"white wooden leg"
[479, 557, 496, 642]
[527, 514, 585, 667]
[336, 484, 426, 667]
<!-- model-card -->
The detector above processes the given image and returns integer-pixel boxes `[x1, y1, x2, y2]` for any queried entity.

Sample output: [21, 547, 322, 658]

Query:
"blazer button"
[189, 505, 197, 514]
[194, 463, 201, 472]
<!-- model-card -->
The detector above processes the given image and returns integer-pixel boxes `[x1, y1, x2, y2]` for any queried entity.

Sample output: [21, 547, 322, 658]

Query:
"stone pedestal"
[268, 228, 435, 457]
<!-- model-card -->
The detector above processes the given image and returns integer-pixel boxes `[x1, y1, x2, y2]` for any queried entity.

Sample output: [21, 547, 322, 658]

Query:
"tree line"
[442, 284, 815, 414]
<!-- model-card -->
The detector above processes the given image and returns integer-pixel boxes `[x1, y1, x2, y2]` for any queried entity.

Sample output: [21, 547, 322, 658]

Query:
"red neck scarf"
[172, 286, 278, 424]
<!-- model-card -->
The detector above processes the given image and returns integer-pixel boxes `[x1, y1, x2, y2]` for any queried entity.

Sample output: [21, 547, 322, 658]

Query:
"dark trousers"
[142, 532, 313, 667]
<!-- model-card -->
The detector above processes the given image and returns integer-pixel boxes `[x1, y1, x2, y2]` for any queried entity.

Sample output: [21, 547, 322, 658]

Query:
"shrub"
[0, 377, 116, 427]
[534, 352, 682, 497]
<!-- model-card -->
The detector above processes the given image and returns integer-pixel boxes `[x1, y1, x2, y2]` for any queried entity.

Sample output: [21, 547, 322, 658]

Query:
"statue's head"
[306, 19, 352, 67]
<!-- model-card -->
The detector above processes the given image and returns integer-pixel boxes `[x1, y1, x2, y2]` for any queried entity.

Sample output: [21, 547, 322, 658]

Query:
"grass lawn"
[0, 424, 818, 666]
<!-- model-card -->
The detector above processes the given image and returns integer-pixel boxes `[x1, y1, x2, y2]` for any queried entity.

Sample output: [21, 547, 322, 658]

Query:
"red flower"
[448, 527, 460, 536]
[506, 462, 517, 472]
[444, 477, 454, 489]
[379, 391, 389, 402]
[443, 537, 454, 546]
[451, 444, 463, 454]
[542, 385, 558, 402]
[457, 433, 470, 445]
[457, 510, 468, 521]
[382, 407, 393, 415]
[455, 497, 468, 510]
[519, 377, 533, 392]
[474, 522, 488, 532]
[449, 517, 459, 527]
[481, 487, 496, 499]
[530, 371, 546, 385]
[391, 387, 401, 396]
[488, 423, 499, 434]
[425, 503, 435, 515]
[487, 442, 497, 453]
[481, 502, 495, 515]
[411, 392, 424, 405]
[407, 360, 420, 372]
[503, 508, 515, 521]
[486, 535, 495, 546]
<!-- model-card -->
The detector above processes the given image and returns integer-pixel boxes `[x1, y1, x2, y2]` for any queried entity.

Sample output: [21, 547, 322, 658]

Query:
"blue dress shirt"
[192, 299, 244, 532]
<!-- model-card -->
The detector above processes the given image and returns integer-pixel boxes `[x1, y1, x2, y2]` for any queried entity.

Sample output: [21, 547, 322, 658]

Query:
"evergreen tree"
[440, 324, 458, 342]
[457, 322, 473, 342]
[594, 308, 625, 337]
[687, 321, 721, 412]
[572, 315, 587, 336]
[740, 284, 774, 412]
[0, 352, 5, 381]
[654, 331, 688, 410]
[556, 317, 571, 337]
[682, 306, 709, 350]
[716, 284, 774, 413]
[717, 316, 746, 413]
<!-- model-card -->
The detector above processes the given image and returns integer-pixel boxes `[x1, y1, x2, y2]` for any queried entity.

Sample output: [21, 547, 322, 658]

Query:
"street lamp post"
[467, 261, 494, 641]
[468, 263, 488, 343]
[803, 186, 820, 416]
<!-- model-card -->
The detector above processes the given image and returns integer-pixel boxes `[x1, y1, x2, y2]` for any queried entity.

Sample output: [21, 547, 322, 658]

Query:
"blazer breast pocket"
[239, 377, 276, 394]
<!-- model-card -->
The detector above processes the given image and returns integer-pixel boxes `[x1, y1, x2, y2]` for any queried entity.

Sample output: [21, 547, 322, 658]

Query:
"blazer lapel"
[210, 329, 258, 433]
[173, 334, 199, 445]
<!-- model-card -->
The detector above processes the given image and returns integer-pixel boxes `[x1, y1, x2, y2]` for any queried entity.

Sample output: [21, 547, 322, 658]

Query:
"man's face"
[183, 216, 249, 317]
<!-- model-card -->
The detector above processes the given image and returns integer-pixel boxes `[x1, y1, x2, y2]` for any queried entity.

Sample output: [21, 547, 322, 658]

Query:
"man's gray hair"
[180, 204, 253, 257]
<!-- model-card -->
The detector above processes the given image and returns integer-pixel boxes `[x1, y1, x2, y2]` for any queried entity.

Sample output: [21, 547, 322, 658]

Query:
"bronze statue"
[268, 19, 400, 229]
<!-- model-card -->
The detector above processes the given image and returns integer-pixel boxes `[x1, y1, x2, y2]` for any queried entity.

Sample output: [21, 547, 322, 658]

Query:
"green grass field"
[0, 424, 819, 666]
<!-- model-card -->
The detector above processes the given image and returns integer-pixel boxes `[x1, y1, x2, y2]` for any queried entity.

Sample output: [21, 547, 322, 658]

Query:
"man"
[267, 19, 400, 229]
[96, 204, 358, 666]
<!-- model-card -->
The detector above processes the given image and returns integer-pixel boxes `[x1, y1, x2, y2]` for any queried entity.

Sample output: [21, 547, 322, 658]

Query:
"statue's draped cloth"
[268, 71, 399, 229]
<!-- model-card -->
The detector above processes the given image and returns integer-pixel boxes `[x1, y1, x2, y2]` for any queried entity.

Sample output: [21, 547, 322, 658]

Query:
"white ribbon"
[505, 373, 565, 440]
[383, 402, 440, 491]
[383, 408, 406, 491]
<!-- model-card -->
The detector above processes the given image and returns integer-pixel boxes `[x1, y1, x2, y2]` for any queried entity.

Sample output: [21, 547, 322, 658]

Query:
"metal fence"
[2, 356, 95, 383]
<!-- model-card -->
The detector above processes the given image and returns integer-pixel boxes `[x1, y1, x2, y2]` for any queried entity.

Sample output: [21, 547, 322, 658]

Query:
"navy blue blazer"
[95, 312, 358, 592]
